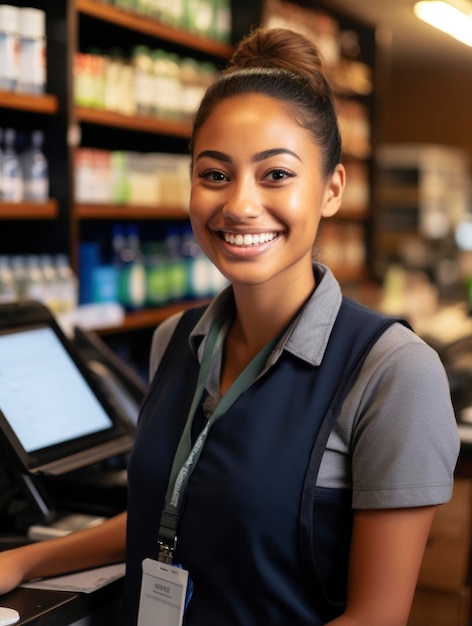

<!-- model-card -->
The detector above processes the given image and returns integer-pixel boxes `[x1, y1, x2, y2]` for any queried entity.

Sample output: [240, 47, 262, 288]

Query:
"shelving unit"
[76, 0, 233, 58]
[2, 0, 380, 348]
[0, 90, 59, 114]
[0, 1, 68, 255]
[95, 297, 212, 334]
[75, 106, 193, 137]
[0, 199, 58, 219]
[0, 90, 59, 226]
[68, 1, 233, 339]
[75, 203, 188, 220]
[375, 144, 470, 286]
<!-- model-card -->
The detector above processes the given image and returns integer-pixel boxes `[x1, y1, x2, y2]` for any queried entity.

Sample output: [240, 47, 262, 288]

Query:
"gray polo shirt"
[150, 264, 459, 510]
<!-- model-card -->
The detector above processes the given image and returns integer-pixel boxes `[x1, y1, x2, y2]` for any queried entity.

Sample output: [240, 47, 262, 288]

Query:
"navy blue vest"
[124, 297, 406, 625]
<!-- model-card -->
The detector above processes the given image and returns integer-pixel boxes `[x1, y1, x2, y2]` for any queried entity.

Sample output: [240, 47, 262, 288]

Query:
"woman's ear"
[321, 164, 346, 218]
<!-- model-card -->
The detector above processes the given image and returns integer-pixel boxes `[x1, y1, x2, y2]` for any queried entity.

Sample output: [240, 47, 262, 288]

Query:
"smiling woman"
[189, 91, 344, 297]
[0, 26, 460, 626]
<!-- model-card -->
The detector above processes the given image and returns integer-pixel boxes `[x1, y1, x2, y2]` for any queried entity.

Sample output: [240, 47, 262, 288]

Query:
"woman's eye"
[199, 170, 228, 182]
[266, 169, 293, 181]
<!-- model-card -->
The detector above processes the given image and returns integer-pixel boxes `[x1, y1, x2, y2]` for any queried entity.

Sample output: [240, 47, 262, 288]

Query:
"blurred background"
[1, 2, 472, 624]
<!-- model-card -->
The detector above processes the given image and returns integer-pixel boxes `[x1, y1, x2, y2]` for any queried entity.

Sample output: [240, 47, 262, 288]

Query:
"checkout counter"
[0, 579, 123, 626]
[0, 456, 128, 626]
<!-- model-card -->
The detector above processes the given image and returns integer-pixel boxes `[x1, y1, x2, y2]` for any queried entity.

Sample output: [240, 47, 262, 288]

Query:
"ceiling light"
[414, 1, 472, 46]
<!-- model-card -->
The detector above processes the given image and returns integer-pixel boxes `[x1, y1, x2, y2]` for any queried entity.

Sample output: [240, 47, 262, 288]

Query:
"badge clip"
[158, 538, 177, 564]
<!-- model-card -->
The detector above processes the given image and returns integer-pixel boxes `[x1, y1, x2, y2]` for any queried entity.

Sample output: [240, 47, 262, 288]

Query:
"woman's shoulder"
[368, 320, 444, 373]
[355, 320, 454, 404]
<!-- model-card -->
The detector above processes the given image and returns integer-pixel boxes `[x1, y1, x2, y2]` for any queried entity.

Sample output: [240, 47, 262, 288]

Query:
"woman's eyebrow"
[252, 148, 301, 162]
[195, 148, 301, 163]
[195, 150, 232, 163]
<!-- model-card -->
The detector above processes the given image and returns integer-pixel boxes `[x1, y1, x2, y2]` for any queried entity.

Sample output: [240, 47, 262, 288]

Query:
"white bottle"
[17, 7, 46, 94]
[0, 4, 19, 91]
[55, 254, 78, 313]
[0, 127, 23, 202]
[22, 130, 49, 202]
[0, 255, 17, 303]
[24, 255, 45, 303]
[39, 254, 60, 313]
[10, 255, 27, 299]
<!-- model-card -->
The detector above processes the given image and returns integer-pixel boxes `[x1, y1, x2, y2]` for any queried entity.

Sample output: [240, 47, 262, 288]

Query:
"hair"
[190, 27, 342, 178]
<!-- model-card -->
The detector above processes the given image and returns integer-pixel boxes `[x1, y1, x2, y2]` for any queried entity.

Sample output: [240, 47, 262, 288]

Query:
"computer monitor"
[0, 301, 135, 478]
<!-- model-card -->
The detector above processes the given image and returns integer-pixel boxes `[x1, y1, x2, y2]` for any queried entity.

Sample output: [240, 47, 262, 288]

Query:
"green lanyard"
[158, 311, 281, 563]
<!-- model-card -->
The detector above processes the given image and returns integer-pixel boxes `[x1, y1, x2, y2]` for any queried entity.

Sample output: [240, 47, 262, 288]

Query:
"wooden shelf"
[75, 106, 192, 138]
[75, 203, 189, 220]
[77, 0, 233, 58]
[0, 90, 59, 114]
[96, 298, 211, 334]
[0, 199, 59, 219]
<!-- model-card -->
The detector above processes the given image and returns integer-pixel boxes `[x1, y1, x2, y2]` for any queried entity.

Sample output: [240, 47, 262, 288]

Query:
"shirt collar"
[189, 263, 342, 367]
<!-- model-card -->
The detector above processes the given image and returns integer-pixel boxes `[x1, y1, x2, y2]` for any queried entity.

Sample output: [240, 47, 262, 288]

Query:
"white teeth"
[223, 232, 278, 246]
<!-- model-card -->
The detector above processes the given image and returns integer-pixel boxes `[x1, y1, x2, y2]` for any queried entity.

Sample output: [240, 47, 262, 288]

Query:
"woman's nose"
[222, 181, 262, 221]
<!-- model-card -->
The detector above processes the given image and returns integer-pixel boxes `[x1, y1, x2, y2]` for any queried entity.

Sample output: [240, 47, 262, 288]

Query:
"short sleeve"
[350, 325, 460, 509]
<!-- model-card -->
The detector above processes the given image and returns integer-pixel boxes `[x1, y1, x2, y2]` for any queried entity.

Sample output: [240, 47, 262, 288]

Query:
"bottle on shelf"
[184, 0, 214, 37]
[118, 224, 147, 310]
[54, 254, 79, 313]
[17, 7, 46, 94]
[213, 0, 231, 43]
[21, 130, 49, 202]
[111, 223, 126, 266]
[0, 4, 18, 92]
[164, 225, 187, 302]
[180, 223, 211, 298]
[23, 254, 46, 303]
[39, 254, 61, 314]
[132, 45, 154, 117]
[110, 151, 130, 204]
[141, 240, 168, 307]
[0, 128, 23, 202]
[0, 256, 16, 303]
[10, 255, 27, 299]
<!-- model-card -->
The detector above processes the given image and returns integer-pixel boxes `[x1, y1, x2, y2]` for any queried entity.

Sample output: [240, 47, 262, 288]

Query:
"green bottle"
[118, 224, 146, 310]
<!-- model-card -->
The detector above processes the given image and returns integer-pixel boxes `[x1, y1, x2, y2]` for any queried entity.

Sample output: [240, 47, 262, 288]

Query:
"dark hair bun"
[228, 27, 325, 87]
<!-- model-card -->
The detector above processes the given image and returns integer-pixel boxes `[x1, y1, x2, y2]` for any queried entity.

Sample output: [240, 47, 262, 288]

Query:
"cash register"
[0, 299, 147, 624]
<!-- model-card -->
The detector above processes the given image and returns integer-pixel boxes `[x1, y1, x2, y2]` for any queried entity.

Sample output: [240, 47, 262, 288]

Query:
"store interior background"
[0, 1, 472, 625]
[325, 0, 472, 371]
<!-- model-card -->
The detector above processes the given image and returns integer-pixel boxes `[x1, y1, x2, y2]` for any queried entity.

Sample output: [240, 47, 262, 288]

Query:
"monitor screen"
[0, 302, 135, 476]
[0, 326, 113, 453]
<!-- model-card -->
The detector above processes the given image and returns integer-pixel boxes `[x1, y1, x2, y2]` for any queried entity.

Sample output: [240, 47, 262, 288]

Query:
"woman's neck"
[233, 269, 316, 346]
[220, 270, 316, 394]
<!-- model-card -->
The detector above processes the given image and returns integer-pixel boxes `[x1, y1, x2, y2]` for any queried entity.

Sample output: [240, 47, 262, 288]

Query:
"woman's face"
[190, 93, 345, 290]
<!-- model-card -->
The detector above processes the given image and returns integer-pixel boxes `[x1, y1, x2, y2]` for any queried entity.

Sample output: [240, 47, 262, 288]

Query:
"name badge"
[137, 558, 189, 626]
